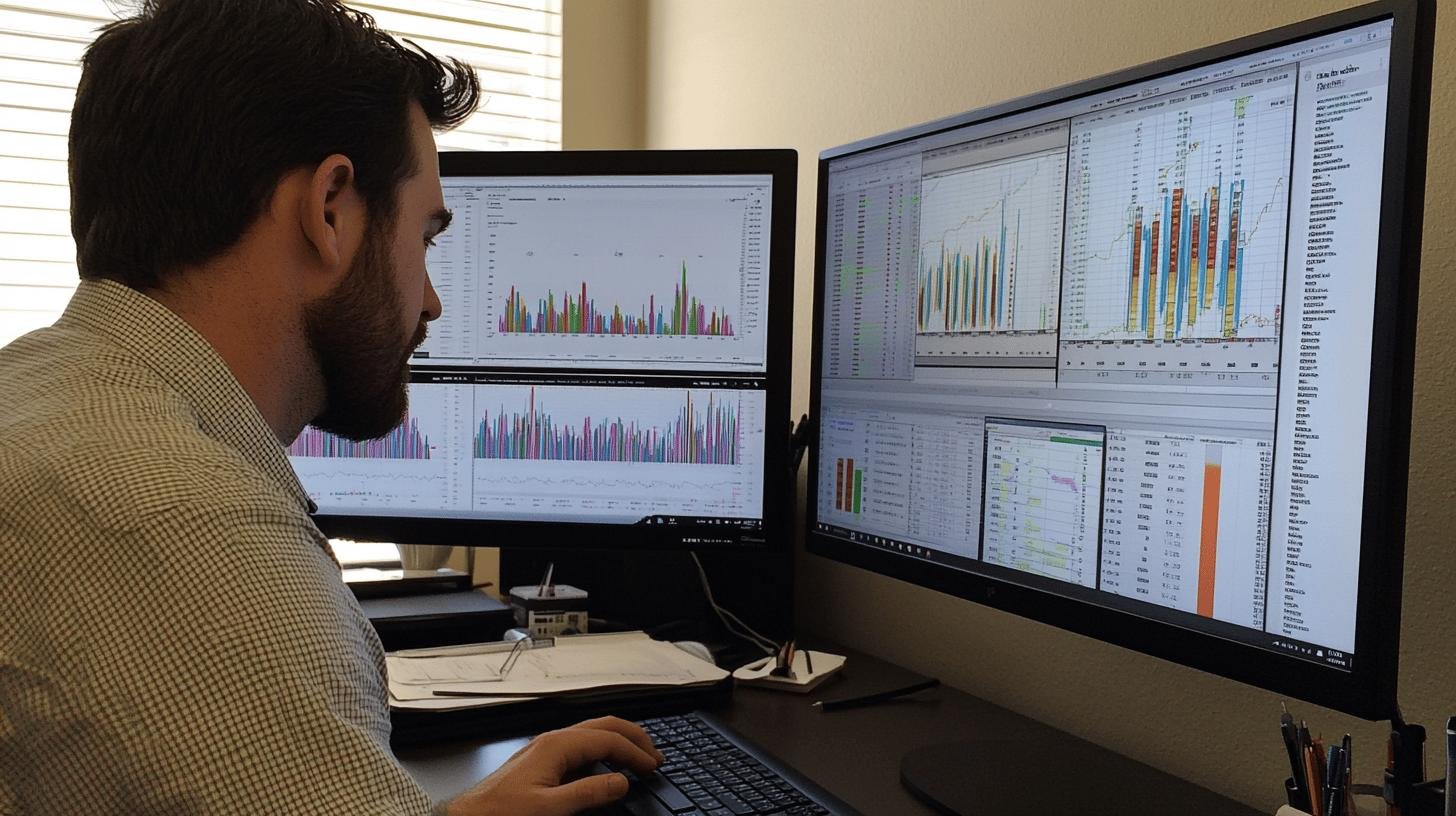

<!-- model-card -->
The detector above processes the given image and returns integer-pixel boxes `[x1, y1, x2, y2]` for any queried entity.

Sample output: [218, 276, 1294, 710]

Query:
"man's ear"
[300, 154, 363, 276]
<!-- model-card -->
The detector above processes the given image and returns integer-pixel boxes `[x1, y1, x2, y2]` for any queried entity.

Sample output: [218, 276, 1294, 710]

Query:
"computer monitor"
[808, 0, 1431, 719]
[290, 150, 796, 550]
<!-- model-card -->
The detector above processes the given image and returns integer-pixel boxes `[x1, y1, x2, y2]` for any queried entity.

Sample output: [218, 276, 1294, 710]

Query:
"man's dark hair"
[69, 0, 480, 290]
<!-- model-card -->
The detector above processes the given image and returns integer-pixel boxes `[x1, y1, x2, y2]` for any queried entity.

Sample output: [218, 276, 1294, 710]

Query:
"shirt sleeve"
[2, 498, 435, 815]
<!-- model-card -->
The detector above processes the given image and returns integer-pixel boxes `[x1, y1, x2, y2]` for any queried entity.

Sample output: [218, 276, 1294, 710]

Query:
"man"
[0, 1, 660, 813]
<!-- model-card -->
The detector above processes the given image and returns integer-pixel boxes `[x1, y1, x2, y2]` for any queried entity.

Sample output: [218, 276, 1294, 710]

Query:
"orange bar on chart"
[835, 459, 845, 511]
[1197, 446, 1222, 618]
[1146, 218, 1160, 339]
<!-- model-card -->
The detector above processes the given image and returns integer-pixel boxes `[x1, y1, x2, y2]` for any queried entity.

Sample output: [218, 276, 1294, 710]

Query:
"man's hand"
[445, 716, 664, 816]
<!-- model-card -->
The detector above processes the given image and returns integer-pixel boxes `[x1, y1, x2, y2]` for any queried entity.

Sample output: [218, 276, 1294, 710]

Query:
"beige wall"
[563, 0, 646, 149]
[623, 1, 1456, 812]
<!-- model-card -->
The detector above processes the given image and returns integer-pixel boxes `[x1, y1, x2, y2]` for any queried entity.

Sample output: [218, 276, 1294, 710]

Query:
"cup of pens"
[1279, 704, 1450, 816]
[1278, 700, 1355, 816]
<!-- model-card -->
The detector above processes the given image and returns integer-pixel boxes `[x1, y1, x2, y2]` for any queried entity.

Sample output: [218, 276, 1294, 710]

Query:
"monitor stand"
[900, 736, 1227, 815]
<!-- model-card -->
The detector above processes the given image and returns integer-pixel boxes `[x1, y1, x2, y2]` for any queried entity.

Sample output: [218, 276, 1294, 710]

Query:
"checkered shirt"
[0, 280, 434, 814]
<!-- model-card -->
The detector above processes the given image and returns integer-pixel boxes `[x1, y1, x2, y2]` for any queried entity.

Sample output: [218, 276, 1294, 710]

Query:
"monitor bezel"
[805, 0, 1431, 718]
[314, 149, 798, 551]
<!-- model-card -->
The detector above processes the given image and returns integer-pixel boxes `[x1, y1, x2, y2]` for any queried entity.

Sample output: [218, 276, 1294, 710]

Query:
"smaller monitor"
[289, 150, 797, 550]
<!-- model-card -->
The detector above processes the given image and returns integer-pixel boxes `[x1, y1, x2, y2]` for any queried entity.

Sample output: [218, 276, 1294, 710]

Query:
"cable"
[690, 552, 776, 652]
[690, 552, 776, 654]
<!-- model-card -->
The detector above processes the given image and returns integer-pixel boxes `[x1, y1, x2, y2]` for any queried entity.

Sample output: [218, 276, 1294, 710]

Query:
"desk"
[396, 646, 1262, 815]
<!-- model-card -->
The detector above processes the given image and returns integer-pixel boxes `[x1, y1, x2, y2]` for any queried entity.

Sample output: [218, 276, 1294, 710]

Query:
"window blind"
[0, 0, 561, 346]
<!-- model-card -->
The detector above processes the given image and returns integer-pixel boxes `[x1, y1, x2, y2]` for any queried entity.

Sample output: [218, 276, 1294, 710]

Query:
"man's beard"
[303, 226, 426, 442]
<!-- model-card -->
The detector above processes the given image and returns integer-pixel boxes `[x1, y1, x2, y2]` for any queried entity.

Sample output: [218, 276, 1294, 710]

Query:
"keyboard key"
[621, 789, 676, 816]
[715, 794, 754, 815]
[644, 772, 697, 813]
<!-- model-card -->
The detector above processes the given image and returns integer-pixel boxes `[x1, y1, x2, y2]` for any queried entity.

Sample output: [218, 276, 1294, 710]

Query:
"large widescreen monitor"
[808, 0, 1431, 717]
[291, 150, 796, 550]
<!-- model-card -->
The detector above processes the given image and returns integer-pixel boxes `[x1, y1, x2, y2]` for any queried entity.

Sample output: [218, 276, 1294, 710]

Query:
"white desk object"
[733, 650, 846, 693]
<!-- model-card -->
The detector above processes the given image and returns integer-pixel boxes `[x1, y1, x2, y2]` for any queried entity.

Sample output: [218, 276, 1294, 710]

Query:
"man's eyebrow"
[428, 208, 453, 235]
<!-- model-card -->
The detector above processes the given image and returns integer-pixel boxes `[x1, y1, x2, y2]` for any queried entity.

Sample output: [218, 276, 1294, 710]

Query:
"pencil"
[813, 678, 939, 712]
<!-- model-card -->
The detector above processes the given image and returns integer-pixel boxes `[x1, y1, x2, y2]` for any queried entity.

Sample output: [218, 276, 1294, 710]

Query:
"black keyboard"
[601, 711, 857, 816]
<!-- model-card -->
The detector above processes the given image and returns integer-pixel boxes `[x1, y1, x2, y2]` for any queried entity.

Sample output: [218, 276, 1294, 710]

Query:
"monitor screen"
[291, 150, 796, 549]
[808, 2, 1430, 716]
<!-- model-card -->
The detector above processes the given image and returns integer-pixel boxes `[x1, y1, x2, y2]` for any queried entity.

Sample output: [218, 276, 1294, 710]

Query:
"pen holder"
[1380, 770, 1445, 816]
[1286, 774, 1446, 816]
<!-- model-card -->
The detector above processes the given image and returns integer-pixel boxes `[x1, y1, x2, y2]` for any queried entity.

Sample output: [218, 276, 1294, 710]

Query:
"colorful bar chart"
[1059, 65, 1292, 347]
[497, 262, 735, 337]
[473, 387, 740, 465]
[914, 143, 1066, 342]
[288, 416, 432, 459]
[917, 209, 1027, 333]
[1123, 177, 1247, 341]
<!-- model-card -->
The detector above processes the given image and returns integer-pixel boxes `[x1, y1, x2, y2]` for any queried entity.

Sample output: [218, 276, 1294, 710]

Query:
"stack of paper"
[387, 631, 729, 711]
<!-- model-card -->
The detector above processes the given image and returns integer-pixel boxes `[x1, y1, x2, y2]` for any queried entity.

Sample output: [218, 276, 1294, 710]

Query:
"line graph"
[1061, 66, 1294, 345]
[981, 420, 1104, 588]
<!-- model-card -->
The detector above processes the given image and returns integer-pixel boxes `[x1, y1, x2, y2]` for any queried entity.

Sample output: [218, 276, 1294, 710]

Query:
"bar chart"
[916, 152, 1064, 336]
[833, 457, 864, 515]
[287, 383, 472, 512]
[1061, 66, 1294, 347]
[473, 386, 741, 466]
[288, 415, 434, 460]
[497, 261, 736, 337]
[477, 179, 771, 372]
[469, 384, 765, 523]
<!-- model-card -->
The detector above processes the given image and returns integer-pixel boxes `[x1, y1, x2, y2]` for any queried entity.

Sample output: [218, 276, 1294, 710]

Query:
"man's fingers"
[569, 716, 664, 763]
[538, 727, 660, 776]
[540, 772, 630, 815]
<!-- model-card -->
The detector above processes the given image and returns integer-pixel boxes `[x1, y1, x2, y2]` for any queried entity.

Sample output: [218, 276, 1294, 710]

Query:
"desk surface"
[396, 646, 1262, 815]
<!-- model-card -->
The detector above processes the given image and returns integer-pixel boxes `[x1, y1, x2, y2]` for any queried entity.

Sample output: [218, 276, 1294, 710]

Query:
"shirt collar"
[59, 279, 315, 514]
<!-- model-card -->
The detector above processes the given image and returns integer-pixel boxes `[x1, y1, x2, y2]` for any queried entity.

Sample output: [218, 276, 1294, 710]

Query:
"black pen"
[1445, 716, 1455, 816]
[1281, 703, 1311, 811]
[812, 678, 939, 712]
